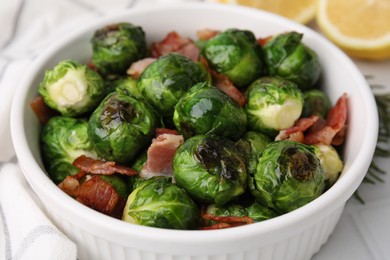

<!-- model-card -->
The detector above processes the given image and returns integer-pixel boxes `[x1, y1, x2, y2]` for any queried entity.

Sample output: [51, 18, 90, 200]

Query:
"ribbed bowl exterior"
[44, 204, 344, 260]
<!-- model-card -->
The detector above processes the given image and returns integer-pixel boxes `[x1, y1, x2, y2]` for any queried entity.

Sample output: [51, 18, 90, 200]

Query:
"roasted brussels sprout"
[88, 91, 158, 164]
[236, 131, 271, 175]
[205, 200, 278, 223]
[263, 31, 321, 90]
[173, 135, 247, 206]
[131, 150, 147, 172]
[314, 144, 343, 189]
[302, 89, 332, 118]
[41, 116, 98, 184]
[38, 59, 105, 117]
[251, 140, 325, 213]
[113, 76, 142, 99]
[122, 177, 199, 229]
[91, 23, 147, 76]
[201, 28, 265, 87]
[245, 77, 303, 136]
[137, 53, 208, 116]
[173, 82, 247, 140]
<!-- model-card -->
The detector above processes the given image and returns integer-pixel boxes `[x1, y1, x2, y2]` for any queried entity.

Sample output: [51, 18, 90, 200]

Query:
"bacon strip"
[30, 95, 58, 124]
[73, 155, 138, 176]
[76, 176, 126, 219]
[304, 93, 348, 145]
[58, 172, 86, 198]
[275, 93, 348, 146]
[275, 115, 319, 142]
[155, 127, 179, 136]
[139, 133, 183, 179]
[126, 57, 156, 79]
[199, 57, 246, 106]
[257, 36, 273, 47]
[200, 214, 254, 230]
[150, 31, 200, 62]
[196, 28, 220, 41]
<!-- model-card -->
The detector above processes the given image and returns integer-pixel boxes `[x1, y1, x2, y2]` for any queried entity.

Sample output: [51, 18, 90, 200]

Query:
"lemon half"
[317, 0, 390, 60]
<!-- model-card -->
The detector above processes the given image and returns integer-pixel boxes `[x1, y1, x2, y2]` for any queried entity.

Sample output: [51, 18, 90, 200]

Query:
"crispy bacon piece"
[304, 93, 348, 145]
[58, 172, 86, 198]
[126, 57, 156, 79]
[155, 127, 179, 136]
[257, 36, 273, 47]
[76, 175, 126, 219]
[139, 133, 184, 179]
[199, 57, 247, 107]
[275, 115, 319, 142]
[30, 95, 58, 124]
[86, 61, 98, 72]
[200, 214, 254, 230]
[150, 31, 200, 62]
[196, 28, 220, 40]
[73, 155, 138, 176]
[275, 93, 348, 146]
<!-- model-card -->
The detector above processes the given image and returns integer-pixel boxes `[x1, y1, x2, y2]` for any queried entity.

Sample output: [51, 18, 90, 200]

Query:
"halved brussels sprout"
[173, 135, 247, 206]
[91, 23, 147, 76]
[137, 53, 208, 117]
[41, 116, 98, 184]
[173, 82, 247, 140]
[314, 144, 343, 189]
[263, 31, 321, 90]
[201, 28, 265, 87]
[122, 176, 199, 230]
[38, 59, 105, 117]
[245, 77, 303, 136]
[302, 89, 332, 118]
[251, 140, 325, 213]
[88, 91, 158, 164]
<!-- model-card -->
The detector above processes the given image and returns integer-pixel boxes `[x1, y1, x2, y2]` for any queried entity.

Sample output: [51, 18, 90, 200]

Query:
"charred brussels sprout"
[41, 116, 98, 184]
[122, 177, 199, 230]
[173, 135, 247, 206]
[302, 89, 331, 118]
[314, 144, 343, 189]
[245, 77, 303, 136]
[91, 23, 147, 76]
[251, 140, 325, 213]
[137, 53, 208, 116]
[38, 60, 105, 117]
[88, 91, 158, 164]
[263, 31, 321, 90]
[201, 28, 265, 87]
[173, 82, 247, 140]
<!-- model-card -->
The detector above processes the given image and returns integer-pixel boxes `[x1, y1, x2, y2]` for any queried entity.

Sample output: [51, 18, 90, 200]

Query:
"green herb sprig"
[354, 80, 390, 204]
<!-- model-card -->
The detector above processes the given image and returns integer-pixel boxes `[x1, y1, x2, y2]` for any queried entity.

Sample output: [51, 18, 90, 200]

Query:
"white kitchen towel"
[0, 164, 77, 260]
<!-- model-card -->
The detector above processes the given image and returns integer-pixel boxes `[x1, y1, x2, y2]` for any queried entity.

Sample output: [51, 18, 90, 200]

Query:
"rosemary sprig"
[354, 80, 390, 203]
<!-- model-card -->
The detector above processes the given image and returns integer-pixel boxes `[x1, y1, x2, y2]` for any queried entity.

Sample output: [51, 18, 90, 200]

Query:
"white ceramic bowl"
[11, 3, 378, 260]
